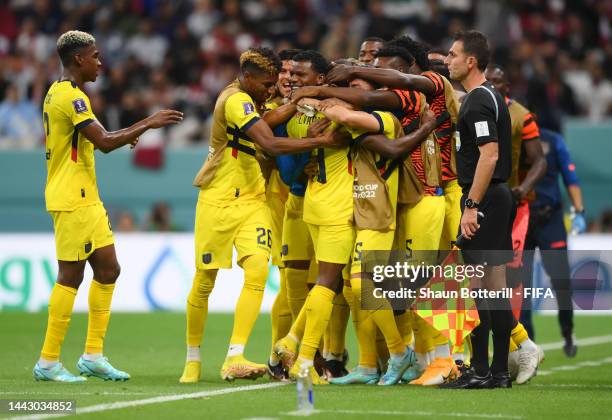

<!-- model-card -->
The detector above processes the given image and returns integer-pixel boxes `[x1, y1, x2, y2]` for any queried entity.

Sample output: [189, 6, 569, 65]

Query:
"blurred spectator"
[0, 0, 609, 149]
[143, 202, 181, 232]
[0, 83, 42, 149]
[187, 0, 220, 38]
[601, 210, 612, 233]
[115, 210, 137, 232]
[126, 19, 168, 69]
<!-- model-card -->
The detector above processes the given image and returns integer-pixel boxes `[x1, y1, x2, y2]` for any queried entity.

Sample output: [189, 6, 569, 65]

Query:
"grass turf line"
[1, 313, 611, 419]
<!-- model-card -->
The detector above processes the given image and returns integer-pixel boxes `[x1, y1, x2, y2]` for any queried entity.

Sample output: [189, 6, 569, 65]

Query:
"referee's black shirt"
[455, 82, 512, 188]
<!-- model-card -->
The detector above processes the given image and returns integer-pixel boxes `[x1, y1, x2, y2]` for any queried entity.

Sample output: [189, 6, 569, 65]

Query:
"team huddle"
[36, 29, 560, 390]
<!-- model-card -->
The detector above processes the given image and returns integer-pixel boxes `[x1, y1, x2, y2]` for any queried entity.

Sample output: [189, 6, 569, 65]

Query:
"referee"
[440, 31, 514, 389]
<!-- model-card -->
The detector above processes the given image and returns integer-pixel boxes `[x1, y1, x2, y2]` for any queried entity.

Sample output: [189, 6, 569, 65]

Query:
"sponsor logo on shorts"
[281, 244, 288, 256]
[84, 242, 92, 254]
[202, 253, 212, 264]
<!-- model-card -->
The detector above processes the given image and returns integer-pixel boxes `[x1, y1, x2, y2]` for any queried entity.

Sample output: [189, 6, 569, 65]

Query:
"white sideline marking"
[537, 356, 612, 376]
[283, 409, 522, 419]
[539, 334, 612, 351]
[0, 391, 153, 396]
[8, 382, 287, 420]
[531, 383, 612, 389]
[7, 334, 612, 419]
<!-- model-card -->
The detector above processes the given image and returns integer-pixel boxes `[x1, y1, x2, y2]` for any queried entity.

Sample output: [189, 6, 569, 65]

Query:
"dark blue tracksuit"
[519, 129, 578, 339]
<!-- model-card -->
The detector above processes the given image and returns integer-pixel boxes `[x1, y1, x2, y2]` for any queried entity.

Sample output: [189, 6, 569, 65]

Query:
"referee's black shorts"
[459, 182, 514, 266]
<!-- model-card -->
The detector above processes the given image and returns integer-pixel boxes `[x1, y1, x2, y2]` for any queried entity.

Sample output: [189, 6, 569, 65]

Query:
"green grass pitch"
[1, 312, 612, 419]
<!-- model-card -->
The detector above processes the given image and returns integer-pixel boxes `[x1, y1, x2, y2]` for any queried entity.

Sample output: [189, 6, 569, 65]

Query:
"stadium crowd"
[0, 0, 611, 151]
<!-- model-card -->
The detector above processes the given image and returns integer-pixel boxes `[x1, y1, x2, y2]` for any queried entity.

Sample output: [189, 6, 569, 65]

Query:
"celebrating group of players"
[179, 31, 552, 389]
[35, 29, 564, 390]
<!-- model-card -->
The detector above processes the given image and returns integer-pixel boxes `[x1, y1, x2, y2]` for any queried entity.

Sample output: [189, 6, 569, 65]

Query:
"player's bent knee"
[96, 263, 121, 284]
[194, 269, 216, 299]
[242, 254, 269, 291]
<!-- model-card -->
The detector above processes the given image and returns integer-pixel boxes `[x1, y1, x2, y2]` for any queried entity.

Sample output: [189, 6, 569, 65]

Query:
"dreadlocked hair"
[240, 47, 281, 75]
[387, 35, 431, 71]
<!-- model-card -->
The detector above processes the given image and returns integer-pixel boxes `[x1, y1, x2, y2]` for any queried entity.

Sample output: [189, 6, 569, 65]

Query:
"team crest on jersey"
[72, 98, 88, 113]
[242, 102, 255, 115]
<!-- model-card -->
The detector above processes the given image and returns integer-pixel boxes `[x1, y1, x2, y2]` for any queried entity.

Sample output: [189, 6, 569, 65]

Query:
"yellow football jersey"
[286, 111, 327, 139]
[193, 81, 266, 205]
[303, 116, 353, 226]
[349, 111, 400, 229]
[43, 80, 100, 212]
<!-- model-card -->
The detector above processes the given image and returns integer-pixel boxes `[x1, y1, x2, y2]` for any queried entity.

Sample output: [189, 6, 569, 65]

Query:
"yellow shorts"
[307, 223, 355, 265]
[267, 192, 286, 267]
[195, 198, 271, 270]
[396, 195, 445, 253]
[50, 202, 114, 261]
[281, 194, 314, 262]
[350, 229, 395, 275]
[439, 179, 462, 250]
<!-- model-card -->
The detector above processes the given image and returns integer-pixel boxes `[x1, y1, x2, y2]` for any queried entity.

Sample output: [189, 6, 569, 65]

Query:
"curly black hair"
[292, 50, 331, 75]
[375, 46, 415, 68]
[387, 35, 431, 71]
[278, 48, 302, 61]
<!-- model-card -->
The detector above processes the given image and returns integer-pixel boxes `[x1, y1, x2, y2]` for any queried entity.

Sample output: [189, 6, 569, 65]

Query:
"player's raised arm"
[291, 85, 401, 110]
[261, 102, 297, 129]
[327, 62, 437, 96]
[297, 98, 380, 132]
[360, 107, 437, 159]
[80, 110, 183, 153]
[244, 118, 342, 156]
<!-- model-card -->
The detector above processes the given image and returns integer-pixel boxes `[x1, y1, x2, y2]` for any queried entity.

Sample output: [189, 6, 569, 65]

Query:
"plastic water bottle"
[296, 104, 316, 118]
[296, 365, 314, 415]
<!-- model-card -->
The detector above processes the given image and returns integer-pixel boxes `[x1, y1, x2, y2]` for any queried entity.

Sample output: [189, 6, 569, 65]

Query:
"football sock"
[412, 314, 435, 356]
[434, 343, 451, 359]
[227, 344, 245, 358]
[85, 280, 115, 355]
[375, 328, 390, 366]
[511, 321, 530, 347]
[186, 346, 200, 362]
[285, 267, 309, 319]
[270, 268, 292, 364]
[489, 297, 513, 375]
[328, 292, 350, 357]
[353, 276, 405, 357]
[288, 298, 308, 341]
[229, 254, 269, 346]
[40, 283, 77, 361]
[186, 269, 216, 347]
[395, 311, 413, 347]
[82, 353, 102, 362]
[299, 285, 335, 362]
[354, 309, 378, 369]
[470, 291, 491, 376]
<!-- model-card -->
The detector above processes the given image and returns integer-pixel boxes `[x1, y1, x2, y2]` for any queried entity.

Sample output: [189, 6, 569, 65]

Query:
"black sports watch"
[465, 198, 479, 209]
